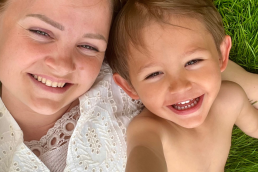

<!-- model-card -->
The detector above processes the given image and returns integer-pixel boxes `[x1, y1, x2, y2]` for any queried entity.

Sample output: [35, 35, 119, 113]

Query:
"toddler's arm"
[126, 109, 167, 172]
[232, 83, 258, 138]
[222, 60, 258, 108]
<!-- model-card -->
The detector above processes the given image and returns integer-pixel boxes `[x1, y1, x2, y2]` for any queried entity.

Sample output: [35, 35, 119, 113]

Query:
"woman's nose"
[44, 51, 76, 76]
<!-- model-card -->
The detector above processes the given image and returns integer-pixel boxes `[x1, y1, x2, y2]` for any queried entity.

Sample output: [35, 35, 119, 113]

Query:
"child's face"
[0, 0, 112, 115]
[117, 17, 230, 128]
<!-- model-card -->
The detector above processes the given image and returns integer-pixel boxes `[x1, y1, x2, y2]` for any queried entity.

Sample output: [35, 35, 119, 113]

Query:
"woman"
[0, 0, 256, 171]
[0, 0, 141, 171]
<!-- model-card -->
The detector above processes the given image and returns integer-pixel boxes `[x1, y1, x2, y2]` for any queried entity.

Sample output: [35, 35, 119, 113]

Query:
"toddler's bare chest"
[163, 124, 233, 172]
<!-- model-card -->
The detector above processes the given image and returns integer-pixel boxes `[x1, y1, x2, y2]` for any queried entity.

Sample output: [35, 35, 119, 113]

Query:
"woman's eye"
[145, 72, 163, 79]
[78, 45, 99, 52]
[29, 29, 51, 38]
[185, 59, 202, 67]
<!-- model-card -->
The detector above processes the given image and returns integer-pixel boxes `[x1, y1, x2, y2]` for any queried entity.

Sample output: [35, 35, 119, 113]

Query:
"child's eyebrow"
[83, 33, 107, 43]
[25, 14, 64, 31]
[181, 47, 208, 58]
[137, 62, 158, 74]
[137, 47, 208, 74]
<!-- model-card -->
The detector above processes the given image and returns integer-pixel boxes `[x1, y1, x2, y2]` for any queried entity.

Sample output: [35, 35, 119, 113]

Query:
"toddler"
[106, 0, 258, 171]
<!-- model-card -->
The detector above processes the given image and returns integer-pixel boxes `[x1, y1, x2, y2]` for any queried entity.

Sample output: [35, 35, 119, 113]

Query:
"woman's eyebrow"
[25, 14, 64, 31]
[25, 14, 107, 43]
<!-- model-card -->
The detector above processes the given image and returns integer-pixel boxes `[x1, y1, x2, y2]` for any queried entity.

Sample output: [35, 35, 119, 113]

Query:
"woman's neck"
[1, 87, 79, 141]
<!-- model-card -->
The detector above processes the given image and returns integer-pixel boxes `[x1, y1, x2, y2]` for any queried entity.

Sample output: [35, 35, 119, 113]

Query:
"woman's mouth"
[31, 74, 67, 88]
[29, 74, 72, 94]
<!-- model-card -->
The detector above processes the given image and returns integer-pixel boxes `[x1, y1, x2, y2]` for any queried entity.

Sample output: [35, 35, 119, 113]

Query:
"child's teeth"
[177, 99, 191, 105]
[172, 96, 201, 111]
[38, 76, 42, 82]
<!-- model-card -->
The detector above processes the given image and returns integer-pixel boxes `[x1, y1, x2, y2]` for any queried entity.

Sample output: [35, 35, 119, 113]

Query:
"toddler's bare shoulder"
[215, 81, 246, 110]
[129, 108, 165, 131]
[219, 81, 245, 98]
[210, 81, 247, 123]
[126, 108, 167, 155]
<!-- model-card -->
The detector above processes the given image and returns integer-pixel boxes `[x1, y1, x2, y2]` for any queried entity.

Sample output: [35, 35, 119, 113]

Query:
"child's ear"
[113, 73, 140, 100]
[219, 35, 232, 72]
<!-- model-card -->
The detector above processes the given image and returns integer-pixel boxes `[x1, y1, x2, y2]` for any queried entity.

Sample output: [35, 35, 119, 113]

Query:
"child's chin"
[180, 122, 202, 129]
[176, 116, 205, 129]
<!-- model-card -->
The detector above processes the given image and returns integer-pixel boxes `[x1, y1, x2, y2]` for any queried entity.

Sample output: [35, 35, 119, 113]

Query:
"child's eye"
[145, 72, 163, 79]
[77, 45, 99, 52]
[29, 29, 51, 38]
[185, 59, 202, 67]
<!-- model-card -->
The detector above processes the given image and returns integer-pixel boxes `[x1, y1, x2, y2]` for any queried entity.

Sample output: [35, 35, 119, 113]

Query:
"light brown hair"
[0, 0, 9, 12]
[106, 0, 226, 82]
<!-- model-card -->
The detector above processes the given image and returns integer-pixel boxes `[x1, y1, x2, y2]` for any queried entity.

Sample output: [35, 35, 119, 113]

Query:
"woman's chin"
[29, 100, 70, 116]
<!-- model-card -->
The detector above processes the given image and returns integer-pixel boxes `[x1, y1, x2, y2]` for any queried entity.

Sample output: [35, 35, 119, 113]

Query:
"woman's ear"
[219, 35, 232, 72]
[113, 73, 139, 100]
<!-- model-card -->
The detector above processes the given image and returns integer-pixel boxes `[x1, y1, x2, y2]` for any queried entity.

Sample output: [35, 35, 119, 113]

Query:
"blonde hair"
[106, 0, 226, 82]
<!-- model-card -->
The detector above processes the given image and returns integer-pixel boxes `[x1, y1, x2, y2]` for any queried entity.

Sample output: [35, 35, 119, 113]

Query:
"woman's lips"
[29, 73, 72, 94]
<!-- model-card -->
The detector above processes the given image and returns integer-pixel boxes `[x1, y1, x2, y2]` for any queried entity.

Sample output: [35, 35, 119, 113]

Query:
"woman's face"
[0, 0, 112, 115]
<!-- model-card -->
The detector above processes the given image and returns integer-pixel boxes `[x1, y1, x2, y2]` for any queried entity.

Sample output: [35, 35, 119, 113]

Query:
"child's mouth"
[172, 97, 200, 111]
[31, 74, 67, 88]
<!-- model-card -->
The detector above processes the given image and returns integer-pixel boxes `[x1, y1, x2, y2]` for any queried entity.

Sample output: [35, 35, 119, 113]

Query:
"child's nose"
[168, 76, 192, 94]
[44, 51, 76, 76]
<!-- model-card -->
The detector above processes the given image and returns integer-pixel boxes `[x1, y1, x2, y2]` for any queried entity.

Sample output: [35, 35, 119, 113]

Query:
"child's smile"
[169, 95, 203, 115]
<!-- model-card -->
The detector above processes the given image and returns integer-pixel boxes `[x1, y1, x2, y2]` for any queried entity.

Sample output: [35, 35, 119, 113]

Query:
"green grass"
[215, 0, 258, 171]
[216, 0, 258, 72]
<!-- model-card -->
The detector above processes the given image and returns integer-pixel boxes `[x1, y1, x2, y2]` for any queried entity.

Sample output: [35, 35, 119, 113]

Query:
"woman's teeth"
[172, 97, 200, 110]
[32, 74, 66, 88]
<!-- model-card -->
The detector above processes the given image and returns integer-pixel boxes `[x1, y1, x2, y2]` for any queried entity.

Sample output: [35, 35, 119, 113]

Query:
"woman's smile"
[29, 73, 73, 94]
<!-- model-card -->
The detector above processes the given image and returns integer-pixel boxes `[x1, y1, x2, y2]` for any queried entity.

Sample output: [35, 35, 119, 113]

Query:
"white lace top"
[24, 105, 80, 172]
[0, 63, 143, 172]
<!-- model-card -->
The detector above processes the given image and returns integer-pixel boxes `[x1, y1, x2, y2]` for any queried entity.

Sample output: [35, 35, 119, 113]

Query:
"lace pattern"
[24, 106, 80, 157]
[65, 63, 143, 172]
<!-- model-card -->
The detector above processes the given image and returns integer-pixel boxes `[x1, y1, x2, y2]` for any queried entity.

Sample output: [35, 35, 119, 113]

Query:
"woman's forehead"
[2, 0, 112, 25]
[4, 0, 112, 14]
[0, 0, 112, 43]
